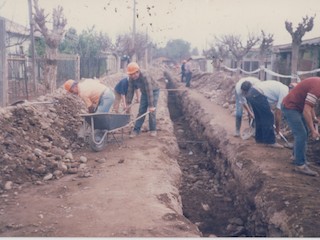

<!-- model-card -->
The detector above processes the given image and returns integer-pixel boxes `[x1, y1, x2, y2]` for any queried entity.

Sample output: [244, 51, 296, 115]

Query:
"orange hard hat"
[127, 62, 140, 75]
[64, 79, 76, 92]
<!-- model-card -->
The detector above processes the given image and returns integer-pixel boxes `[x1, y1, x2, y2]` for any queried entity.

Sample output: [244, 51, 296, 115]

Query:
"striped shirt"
[282, 77, 320, 112]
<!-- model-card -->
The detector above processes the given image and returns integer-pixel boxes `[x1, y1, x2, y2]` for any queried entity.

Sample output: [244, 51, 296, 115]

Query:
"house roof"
[273, 36, 320, 52]
[0, 16, 41, 37]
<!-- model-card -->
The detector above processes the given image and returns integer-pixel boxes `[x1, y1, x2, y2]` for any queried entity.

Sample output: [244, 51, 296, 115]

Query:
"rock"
[51, 147, 66, 157]
[26, 154, 37, 162]
[53, 170, 63, 178]
[34, 164, 47, 174]
[64, 152, 73, 160]
[79, 156, 87, 163]
[79, 163, 87, 169]
[43, 173, 53, 181]
[96, 158, 107, 163]
[228, 217, 244, 226]
[68, 168, 78, 174]
[4, 181, 13, 190]
[57, 162, 68, 172]
[34, 148, 43, 157]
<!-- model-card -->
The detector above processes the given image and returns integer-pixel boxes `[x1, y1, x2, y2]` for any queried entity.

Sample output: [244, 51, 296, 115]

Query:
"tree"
[77, 26, 112, 78]
[285, 15, 315, 82]
[218, 34, 259, 77]
[33, 0, 67, 92]
[258, 30, 274, 80]
[114, 31, 149, 63]
[59, 27, 79, 54]
[157, 39, 190, 62]
[203, 41, 229, 71]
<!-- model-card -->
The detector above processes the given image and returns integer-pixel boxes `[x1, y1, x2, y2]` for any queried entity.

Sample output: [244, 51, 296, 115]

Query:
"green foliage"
[34, 37, 46, 57]
[59, 27, 79, 54]
[77, 26, 112, 58]
[154, 39, 191, 61]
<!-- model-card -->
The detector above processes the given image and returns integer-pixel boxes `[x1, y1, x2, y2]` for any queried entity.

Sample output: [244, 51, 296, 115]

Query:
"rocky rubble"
[0, 89, 88, 191]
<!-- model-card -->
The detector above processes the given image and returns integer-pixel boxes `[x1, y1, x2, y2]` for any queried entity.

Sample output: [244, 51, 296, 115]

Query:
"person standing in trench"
[185, 57, 193, 87]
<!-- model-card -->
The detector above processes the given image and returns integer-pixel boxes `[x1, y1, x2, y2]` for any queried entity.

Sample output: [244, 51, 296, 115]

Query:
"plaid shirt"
[126, 71, 160, 107]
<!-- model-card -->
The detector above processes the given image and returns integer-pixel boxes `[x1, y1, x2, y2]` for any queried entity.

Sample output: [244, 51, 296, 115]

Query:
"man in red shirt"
[282, 77, 320, 176]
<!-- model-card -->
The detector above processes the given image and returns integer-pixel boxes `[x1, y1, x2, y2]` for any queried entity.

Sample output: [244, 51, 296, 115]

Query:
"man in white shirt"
[241, 80, 289, 148]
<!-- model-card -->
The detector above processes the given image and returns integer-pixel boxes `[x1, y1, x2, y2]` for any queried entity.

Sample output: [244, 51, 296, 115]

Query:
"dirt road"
[1, 67, 320, 237]
[0, 78, 200, 237]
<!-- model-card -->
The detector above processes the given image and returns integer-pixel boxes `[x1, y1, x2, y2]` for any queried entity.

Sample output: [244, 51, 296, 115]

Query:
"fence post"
[0, 18, 8, 107]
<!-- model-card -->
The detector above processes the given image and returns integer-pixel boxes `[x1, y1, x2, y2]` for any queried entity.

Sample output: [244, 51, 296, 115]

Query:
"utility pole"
[0, 18, 8, 107]
[144, 27, 148, 69]
[132, 0, 136, 62]
[28, 0, 37, 92]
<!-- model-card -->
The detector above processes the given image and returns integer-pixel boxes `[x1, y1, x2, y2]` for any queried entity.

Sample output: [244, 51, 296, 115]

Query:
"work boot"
[129, 131, 139, 138]
[234, 130, 240, 137]
[294, 164, 319, 176]
[150, 131, 157, 137]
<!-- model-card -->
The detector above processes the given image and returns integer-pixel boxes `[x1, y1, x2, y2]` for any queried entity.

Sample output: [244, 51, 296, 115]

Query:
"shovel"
[241, 118, 254, 140]
[273, 125, 293, 149]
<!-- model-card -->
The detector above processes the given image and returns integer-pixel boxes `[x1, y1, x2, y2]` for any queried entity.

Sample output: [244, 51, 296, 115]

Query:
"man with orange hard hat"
[125, 62, 160, 137]
[64, 78, 115, 113]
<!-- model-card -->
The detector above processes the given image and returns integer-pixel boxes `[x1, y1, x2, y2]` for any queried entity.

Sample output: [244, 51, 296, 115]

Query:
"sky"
[1, 0, 320, 51]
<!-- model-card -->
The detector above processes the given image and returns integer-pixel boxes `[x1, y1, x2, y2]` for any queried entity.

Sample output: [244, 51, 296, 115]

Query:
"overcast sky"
[1, 0, 320, 51]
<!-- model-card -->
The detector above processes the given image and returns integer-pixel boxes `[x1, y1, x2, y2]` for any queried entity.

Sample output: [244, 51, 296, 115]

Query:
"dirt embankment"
[168, 70, 320, 237]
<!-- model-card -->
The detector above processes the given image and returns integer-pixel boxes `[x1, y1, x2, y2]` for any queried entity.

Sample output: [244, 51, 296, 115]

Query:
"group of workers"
[63, 61, 320, 177]
[63, 62, 160, 138]
[235, 76, 320, 177]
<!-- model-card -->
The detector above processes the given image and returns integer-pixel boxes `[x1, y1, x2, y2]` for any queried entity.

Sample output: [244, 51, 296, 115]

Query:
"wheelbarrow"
[80, 113, 131, 152]
[80, 110, 151, 152]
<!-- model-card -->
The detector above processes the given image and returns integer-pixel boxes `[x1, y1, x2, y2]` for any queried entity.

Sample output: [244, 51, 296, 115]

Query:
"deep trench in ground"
[166, 82, 258, 237]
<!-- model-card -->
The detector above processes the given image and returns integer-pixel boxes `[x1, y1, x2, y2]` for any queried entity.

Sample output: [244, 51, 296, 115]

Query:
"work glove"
[88, 105, 96, 113]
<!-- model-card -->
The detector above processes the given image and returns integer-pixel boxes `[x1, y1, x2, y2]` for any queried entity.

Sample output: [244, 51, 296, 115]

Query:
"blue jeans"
[96, 88, 115, 113]
[134, 89, 160, 133]
[281, 105, 308, 166]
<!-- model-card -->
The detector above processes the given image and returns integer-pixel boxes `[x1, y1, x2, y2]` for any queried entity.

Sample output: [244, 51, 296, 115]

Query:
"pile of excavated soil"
[0, 91, 87, 190]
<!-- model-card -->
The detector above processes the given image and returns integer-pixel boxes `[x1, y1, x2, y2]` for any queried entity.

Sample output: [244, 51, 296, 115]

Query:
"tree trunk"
[44, 48, 58, 93]
[291, 43, 299, 82]
[258, 55, 264, 80]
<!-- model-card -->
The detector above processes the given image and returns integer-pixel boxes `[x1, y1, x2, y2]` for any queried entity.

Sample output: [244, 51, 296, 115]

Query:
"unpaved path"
[0, 87, 200, 237]
[1, 67, 320, 237]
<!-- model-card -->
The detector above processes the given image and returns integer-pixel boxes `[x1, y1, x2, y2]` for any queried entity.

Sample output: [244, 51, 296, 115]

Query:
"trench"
[165, 74, 262, 237]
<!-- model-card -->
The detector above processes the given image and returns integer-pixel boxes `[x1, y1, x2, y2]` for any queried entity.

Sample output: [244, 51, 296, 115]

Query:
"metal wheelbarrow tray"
[80, 113, 131, 152]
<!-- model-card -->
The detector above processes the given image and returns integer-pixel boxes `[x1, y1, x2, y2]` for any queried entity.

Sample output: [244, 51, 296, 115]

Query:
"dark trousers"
[246, 88, 275, 144]
[185, 72, 192, 87]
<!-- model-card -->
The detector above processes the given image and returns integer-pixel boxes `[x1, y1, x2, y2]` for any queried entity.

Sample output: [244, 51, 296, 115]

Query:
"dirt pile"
[0, 65, 169, 192]
[0, 91, 90, 191]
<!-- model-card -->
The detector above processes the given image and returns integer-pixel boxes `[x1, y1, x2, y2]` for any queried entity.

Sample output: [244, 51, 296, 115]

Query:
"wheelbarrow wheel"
[89, 130, 107, 152]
